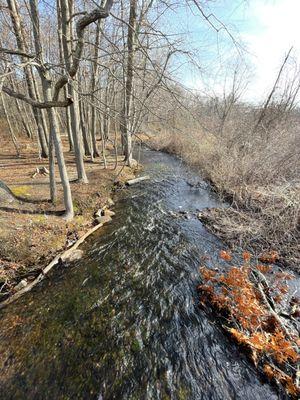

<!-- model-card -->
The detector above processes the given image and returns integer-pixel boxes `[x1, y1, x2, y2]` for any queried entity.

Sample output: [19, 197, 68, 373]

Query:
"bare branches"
[190, 0, 241, 50]
[53, 0, 114, 100]
[254, 47, 294, 133]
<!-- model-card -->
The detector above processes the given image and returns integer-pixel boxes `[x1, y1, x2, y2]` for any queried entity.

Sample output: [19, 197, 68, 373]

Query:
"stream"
[0, 148, 288, 400]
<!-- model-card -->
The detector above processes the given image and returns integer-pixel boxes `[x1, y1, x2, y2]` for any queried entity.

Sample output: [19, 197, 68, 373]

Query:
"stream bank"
[147, 135, 300, 273]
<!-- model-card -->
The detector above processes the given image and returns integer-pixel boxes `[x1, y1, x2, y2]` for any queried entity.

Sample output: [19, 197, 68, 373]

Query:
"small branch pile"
[198, 251, 300, 398]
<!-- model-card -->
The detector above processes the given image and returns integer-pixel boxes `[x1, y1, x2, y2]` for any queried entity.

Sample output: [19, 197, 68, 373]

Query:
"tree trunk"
[69, 85, 88, 182]
[57, 0, 74, 152]
[10, 78, 33, 139]
[49, 130, 57, 204]
[46, 93, 73, 219]
[78, 78, 91, 157]
[59, 0, 88, 183]
[120, 0, 137, 167]
[90, 17, 104, 158]
[1, 92, 20, 157]
[29, 0, 73, 218]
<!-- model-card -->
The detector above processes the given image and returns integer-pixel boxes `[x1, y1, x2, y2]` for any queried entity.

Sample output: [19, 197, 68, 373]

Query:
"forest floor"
[0, 134, 135, 299]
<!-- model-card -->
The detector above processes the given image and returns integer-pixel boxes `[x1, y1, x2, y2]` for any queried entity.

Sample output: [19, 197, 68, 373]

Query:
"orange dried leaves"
[263, 364, 300, 397]
[259, 250, 279, 264]
[256, 264, 272, 273]
[219, 250, 232, 261]
[243, 251, 251, 262]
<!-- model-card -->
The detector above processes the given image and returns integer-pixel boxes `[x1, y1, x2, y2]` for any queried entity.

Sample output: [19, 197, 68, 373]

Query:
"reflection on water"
[0, 149, 287, 399]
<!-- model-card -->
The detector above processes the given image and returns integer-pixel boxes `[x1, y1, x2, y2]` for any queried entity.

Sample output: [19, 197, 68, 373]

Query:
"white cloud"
[242, 0, 300, 101]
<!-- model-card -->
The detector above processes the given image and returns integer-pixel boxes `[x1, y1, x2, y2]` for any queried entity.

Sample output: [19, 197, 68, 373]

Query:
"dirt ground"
[0, 132, 135, 297]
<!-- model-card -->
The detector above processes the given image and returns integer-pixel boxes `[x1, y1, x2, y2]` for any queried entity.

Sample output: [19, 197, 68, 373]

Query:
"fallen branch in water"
[125, 175, 150, 186]
[0, 222, 105, 310]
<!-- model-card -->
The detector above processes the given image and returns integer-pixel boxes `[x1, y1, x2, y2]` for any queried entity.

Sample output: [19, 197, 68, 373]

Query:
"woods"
[0, 0, 179, 218]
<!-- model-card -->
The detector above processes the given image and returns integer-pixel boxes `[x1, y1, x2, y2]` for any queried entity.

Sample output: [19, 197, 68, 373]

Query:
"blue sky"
[164, 0, 300, 102]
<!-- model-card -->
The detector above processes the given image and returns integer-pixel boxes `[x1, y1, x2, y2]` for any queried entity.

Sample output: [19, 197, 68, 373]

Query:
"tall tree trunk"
[1, 92, 20, 157]
[32, 78, 49, 146]
[29, 0, 73, 219]
[10, 77, 33, 139]
[49, 130, 57, 204]
[57, 0, 73, 152]
[79, 96, 91, 156]
[90, 17, 104, 158]
[78, 75, 91, 157]
[59, 0, 88, 183]
[45, 86, 73, 218]
[120, 0, 137, 167]
[22, 103, 35, 139]
[64, 86, 74, 151]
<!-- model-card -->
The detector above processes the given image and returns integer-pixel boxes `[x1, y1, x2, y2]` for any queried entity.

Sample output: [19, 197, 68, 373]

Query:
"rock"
[95, 206, 115, 218]
[95, 208, 105, 218]
[104, 209, 115, 217]
[31, 166, 49, 179]
[14, 279, 28, 292]
[95, 215, 112, 225]
[106, 198, 115, 207]
[62, 249, 84, 263]
[130, 159, 139, 168]
[0, 180, 18, 204]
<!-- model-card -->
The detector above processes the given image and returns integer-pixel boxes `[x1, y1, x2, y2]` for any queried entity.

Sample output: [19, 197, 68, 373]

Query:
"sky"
[169, 0, 300, 103]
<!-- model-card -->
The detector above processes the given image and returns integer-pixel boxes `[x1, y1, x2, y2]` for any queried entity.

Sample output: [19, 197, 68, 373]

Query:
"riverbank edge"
[145, 137, 299, 273]
[0, 165, 137, 309]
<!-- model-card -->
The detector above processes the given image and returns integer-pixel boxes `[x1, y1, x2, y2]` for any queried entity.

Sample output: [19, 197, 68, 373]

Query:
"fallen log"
[125, 175, 150, 186]
[0, 222, 104, 310]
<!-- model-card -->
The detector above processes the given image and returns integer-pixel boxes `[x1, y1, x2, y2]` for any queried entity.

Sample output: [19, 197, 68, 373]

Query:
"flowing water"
[0, 149, 287, 400]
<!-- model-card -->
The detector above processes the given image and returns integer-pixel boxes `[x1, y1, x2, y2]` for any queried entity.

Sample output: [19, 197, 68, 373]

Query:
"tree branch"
[53, 0, 113, 100]
[2, 85, 72, 108]
[0, 47, 35, 59]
